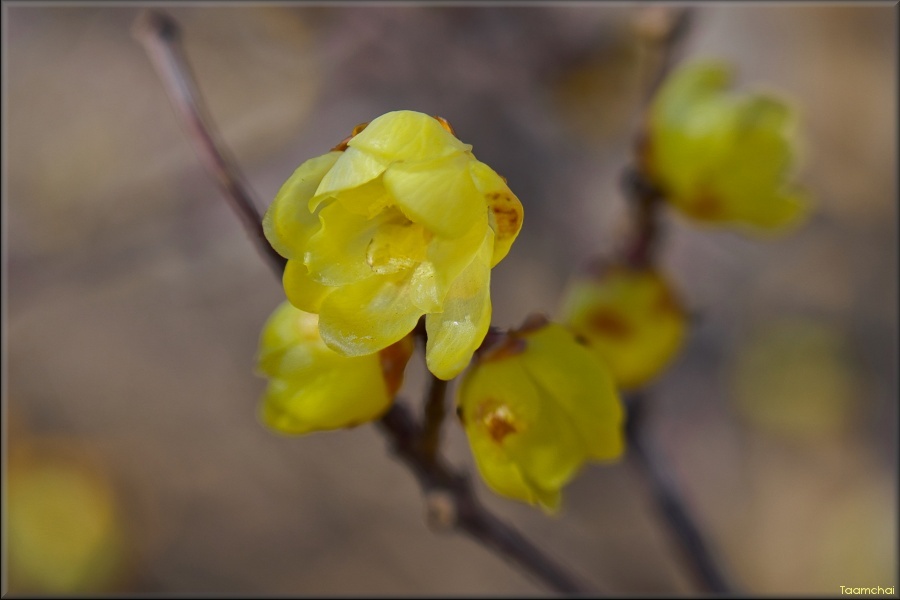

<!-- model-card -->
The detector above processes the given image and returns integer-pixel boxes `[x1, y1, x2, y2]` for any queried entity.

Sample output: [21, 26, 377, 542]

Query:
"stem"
[135, 9, 595, 595]
[132, 10, 286, 277]
[379, 403, 593, 594]
[419, 374, 449, 465]
[625, 395, 733, 594]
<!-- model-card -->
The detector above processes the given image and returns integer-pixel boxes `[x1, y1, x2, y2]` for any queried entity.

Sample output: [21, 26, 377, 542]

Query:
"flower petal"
[408, 220, 485, 313]
[383, 153, 487, 239]
[261, 358, 391, 435]
[519, 324, 624, 460]
[469, 160, 523, 266]
[425, 230, 494, 380]
[348, 110, 471, 161]
[305, 204, 409, 287]
[318, 271, 424, 356]
[263, 151, 341, 259]
[283, 259, 334, 314]
[310, 146, 390, 211]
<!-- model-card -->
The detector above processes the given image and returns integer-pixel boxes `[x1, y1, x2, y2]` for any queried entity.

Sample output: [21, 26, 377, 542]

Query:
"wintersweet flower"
[641, 60, 806, 229]
[264, 110, 523, 380]
[257, 301, 413, 435]
[457, 317, 624, 511]
[560, 264, 687, 390]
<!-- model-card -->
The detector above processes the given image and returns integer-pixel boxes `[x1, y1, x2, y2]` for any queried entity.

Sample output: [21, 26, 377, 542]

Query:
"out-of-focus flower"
[257, 301, 413, 434]
[641, 60, 806, 230]
[264, 110, 523, 380]
[560, 264, 687, 390]
[457, 318, 624, 512]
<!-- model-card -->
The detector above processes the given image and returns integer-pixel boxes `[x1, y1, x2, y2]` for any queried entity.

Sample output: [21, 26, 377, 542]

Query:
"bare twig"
[625, 395, 733, 594]
[132, 10, 286, 277]
[619, 6, 737, 595]
[419, 374, 450, 465]
[135, 9, 594, 595]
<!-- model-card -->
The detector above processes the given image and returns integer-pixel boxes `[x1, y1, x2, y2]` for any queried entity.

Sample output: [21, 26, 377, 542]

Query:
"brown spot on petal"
[477, 402, 518, 443]
[487, 191, 522, 238]
[691, 189, 724, 220]
[587, 308, 633, 340]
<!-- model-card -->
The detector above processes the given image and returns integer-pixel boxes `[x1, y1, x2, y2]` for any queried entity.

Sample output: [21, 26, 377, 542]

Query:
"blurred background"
[5, 3, 896, 595]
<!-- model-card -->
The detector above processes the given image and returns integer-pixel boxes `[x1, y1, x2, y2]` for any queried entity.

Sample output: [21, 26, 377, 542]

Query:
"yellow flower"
[457, 318, 624, 512]
[642, 60, 806, 230]
[257, 301, 413, 434]
[560, 264, 687, 390]
[264, 110, 523, 380]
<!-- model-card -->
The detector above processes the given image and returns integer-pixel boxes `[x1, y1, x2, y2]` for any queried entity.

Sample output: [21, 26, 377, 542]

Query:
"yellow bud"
[256, 301, 413, 435]
[457, 320, 624, 512]
[560, 264, 687, 390]
[642, 60, 807, 231]
[263, 110, 524, 380]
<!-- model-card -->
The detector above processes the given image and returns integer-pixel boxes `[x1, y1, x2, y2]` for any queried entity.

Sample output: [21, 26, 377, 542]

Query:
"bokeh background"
[5, 3, 897, 595]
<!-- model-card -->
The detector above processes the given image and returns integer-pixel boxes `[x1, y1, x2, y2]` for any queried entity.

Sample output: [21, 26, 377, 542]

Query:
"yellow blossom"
[264, 110, 523, 380]
[257, 301, 413, 434]
[560, 264, 687, 390]
[457, 318, 624, 512]
[641, 60, 806, 229]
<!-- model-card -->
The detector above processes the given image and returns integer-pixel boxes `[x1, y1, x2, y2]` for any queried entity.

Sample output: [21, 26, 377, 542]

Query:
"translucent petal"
[408, 220, 486, 314]
[318, 271, 424, 357]
[261, 358, 391, 435]
[382, 153, 486, 239]
[333, 177, 394, 218]
[263, 152, 341, 259]
[256, 301, 323, 377]
[460, 357, 586, 493]
[518, 324, 624, 460]
[347, 110, 471, 161]
[305, 204, 410, 287]
[425, 230, 494, 380]
[282, 259, 334, 314]
[469, 160, 524, 266]
[311, 146, 390, 211]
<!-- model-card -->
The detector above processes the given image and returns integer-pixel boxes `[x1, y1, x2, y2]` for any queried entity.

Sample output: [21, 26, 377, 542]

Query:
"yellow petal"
[318, 271, 424, 356]
[469, 160, 524, 266]
[263, 151, 341, 259]
[382, 153, 487, 239]
[332, 177, 394, 219]
[425, 230, 494, 380]
[261, 358, 391, 435]
[347, 110, 471, 161]
[282, 259, 333, 314]
[518, 324, 624, 460]
[311, 146, 390, 211]
[304, 204, 409, 286]
[408, 219, 486, 314]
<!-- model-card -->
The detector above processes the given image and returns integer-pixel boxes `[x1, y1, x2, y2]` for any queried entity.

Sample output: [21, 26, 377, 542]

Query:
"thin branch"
[378, 403, 593, 594]
[618, 6, 737, 594]
[135, 9, 594, 595]
[625, 395, 733, 594]
[132, 10, 286, 277]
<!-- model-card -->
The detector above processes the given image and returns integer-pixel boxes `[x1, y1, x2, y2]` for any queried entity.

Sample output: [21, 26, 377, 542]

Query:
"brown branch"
[619, 6, 737, 595]
[132, 10, 286, 277]
[134, 9, 594, 595]
[419, 373, 450, 465]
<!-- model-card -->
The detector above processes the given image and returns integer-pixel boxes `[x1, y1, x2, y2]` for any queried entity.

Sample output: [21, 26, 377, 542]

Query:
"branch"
[134, 9, 594, 595]
[132, 10, 286, 277]
[618, 6, 737, 594]
[625, 395, 734, 594]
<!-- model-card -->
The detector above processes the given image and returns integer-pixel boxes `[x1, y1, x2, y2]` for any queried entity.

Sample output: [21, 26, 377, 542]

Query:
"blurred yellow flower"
[257, 301, 413, 434]
[264, 110, 523, 380]
[560, 264, 687, 390]
[642, 60, 806, 230]
[457, 318, 624, 512]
